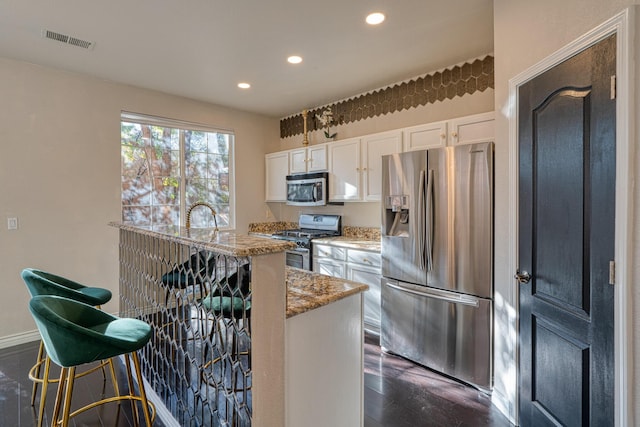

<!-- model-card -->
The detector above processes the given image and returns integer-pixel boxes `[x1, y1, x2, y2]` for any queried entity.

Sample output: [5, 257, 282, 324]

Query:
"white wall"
[493, 0, 639, 423]
[270, 88, 495, 227]
[0, 57, 278, 343]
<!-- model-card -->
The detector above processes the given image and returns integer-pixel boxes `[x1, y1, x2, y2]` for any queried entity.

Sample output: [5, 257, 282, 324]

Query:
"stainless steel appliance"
[272, 214, 341, 270]
[381, 142, 493, 391]
[286, 172, 328, 206]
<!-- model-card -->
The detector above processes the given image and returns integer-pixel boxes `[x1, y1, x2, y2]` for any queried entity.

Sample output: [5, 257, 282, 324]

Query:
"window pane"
[215, 205, 230, 228]
[123, 206, 151, 225]
[122, 180, 152, 206]
[185, 130, 208, 152]
[152, 176, 180, 205]
[186, 152, 208, 179]
[186, 207, 218, 228]
[122, 117, 233, 229]
[152, 205, 180, 226]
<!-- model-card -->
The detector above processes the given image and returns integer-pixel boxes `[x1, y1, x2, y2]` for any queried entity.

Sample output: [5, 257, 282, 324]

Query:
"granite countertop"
[312, 236, 381, 252]
[285, 266, 368, 318]
[248, 222, 382, 252]
[110, 222, 296, 257]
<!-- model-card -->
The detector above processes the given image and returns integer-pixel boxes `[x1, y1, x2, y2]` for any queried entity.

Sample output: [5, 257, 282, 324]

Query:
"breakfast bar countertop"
[110, 222, 296, 256]
[285, 266, 368, 318]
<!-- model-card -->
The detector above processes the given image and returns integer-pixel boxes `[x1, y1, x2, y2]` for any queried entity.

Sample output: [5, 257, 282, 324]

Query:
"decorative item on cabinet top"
[316, 107, 338, 141]
[280, 56, 494, 139]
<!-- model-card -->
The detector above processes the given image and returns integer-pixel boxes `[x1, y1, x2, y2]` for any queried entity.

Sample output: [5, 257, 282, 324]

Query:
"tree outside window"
[121, 116, 233, 229]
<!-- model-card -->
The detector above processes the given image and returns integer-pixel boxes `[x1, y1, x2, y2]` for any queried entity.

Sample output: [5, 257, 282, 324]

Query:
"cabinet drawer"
[347, 250, 381, 268]
[313, 244, 346, 261]
[313, 259, 346, 278]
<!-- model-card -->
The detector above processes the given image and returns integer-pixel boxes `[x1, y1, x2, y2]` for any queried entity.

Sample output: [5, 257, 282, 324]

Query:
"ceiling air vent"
[42, 29, 95, 50]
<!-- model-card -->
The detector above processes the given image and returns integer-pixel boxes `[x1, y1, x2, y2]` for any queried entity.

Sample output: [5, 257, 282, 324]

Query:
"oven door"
[285, 248, 310, 270]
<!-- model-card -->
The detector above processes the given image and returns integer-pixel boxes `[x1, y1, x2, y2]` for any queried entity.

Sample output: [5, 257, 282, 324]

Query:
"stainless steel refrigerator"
[380, 142, 493, 391]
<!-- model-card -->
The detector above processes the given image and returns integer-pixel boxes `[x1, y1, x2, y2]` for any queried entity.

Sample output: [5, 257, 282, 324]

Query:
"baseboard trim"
[0, 330, 40, 349]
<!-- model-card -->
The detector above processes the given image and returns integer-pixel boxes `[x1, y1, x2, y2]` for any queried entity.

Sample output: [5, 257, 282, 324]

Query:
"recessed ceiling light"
[238, 82, 251, 89]
[287, 55, 303, 64]
[366, 12, 385, 25]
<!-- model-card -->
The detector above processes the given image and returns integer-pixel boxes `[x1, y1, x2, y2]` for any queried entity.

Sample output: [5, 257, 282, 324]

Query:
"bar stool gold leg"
[132, 352, 153, 426]
[36, 355, 52, 427]
[108, 357, 120, 397]
[51, 367, 68, 427]
[61, 366, 77, 427]
[123, 354, 140, 426]
[31, 340, 45, 407]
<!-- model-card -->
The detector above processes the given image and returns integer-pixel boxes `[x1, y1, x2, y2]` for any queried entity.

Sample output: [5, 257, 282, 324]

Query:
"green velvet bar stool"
[199, 263, 252, 389]
[28, 295, 155, 427]
[21, 268, 114, 426]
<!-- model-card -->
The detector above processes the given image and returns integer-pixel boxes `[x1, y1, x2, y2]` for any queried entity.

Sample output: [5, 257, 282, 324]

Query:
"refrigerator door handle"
[425, 169, 434, 272]
[385, 281, 480, 308]
[418, 169, 426, 271]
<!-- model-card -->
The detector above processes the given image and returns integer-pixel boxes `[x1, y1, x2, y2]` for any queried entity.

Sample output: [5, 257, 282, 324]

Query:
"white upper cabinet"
[265, 151, 289, 202]
[289, 144, 328, 174]
[448, 111, 495, 145]
[329, 131, 401, 202]
[402, 120, 448, 151]
[268, 111, 494, 203]
[329, 138, 362, 201]
[402, 112, 494, 150]
[362, 130, 402, 201]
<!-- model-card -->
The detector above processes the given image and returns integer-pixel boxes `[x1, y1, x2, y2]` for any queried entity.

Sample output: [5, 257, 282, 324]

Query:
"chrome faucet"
[185, 201, 218, 231]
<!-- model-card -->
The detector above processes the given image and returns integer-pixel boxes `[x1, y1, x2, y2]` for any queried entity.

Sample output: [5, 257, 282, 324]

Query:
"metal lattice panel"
[119, 229, 252, 426]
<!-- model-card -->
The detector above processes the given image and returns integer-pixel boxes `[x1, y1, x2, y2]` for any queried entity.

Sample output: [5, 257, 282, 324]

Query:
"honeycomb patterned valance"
[280, 55, 494, 139]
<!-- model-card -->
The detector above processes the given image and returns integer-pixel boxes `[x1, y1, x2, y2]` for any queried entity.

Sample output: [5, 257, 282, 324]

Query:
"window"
[121, 113, 234, 229]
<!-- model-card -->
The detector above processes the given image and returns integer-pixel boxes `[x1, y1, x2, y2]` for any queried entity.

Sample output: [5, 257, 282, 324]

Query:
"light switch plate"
[7, 217, 18, 230]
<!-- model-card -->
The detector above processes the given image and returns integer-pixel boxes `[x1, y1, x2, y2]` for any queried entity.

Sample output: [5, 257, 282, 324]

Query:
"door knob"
[514, 270, 531, 284]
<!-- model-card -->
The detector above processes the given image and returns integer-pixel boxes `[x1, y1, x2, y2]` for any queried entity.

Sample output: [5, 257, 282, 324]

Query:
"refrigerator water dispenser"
[384, 195, 409, 237]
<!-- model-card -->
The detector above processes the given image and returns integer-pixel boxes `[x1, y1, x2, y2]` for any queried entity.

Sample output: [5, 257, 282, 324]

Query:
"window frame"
[120, 111, 236, 230]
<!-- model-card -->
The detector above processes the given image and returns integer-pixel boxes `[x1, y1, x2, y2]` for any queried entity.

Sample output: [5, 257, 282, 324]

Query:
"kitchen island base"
[113, 223, 366, 426]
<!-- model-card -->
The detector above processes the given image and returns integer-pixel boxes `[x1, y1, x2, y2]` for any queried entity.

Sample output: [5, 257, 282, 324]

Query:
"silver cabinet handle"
[514, 270, 531, 284]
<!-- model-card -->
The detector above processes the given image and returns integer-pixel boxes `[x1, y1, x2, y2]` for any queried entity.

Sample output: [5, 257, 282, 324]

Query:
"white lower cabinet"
[313, 243, 382, 334]
[348, 263, 381, 334]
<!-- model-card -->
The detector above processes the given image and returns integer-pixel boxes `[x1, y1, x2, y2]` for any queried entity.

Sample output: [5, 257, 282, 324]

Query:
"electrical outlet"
[7, 217, 18, 230]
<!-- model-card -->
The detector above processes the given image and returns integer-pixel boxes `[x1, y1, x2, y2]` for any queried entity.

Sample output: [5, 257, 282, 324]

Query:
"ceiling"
[0, 0, 494, 119]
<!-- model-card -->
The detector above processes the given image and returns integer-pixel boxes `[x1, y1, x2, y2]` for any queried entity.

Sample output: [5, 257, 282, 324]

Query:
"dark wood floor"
[0, 341, 162, 427]
[1, 336, 512, 426]
[364, 333, 512, 427]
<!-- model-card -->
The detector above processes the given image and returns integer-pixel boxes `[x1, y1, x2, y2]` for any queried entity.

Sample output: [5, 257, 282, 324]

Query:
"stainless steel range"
[272, 214, 341, 270]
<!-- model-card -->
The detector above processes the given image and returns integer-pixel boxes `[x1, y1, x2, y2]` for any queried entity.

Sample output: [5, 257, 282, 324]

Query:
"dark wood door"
[518, 34, 616, 426]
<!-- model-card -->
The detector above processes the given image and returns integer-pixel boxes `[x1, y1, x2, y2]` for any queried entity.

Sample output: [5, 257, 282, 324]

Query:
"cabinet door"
[265, 152, 289, 201]
[402, 121, 447, 151]
[307, 145, 328, 172]
[289, 148, 308, 174]
[362, 130, 402, 201]
[348, 263, 381, 333]
[328, 138, 361, 201]
[449, 111, 494, 145]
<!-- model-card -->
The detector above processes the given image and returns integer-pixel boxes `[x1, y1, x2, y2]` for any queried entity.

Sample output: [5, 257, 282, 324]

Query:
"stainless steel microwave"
[286, 172, 328, 206]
